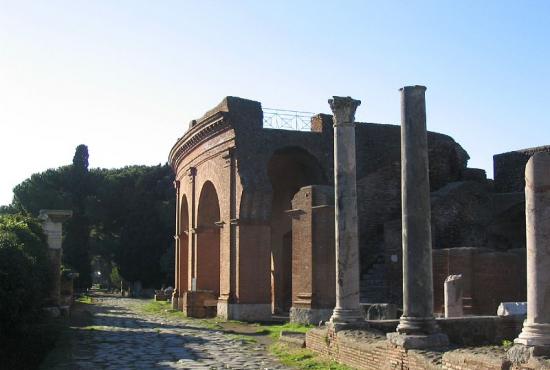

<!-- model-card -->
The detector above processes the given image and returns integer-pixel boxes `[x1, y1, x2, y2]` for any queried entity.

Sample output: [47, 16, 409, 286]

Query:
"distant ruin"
[168, 95, 547, 321]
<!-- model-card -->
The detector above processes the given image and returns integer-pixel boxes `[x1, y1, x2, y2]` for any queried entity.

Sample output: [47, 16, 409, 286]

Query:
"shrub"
[0, 214, 51, 337]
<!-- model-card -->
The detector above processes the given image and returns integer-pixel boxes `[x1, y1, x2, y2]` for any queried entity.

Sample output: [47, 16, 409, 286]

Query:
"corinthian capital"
[328, 96, 361, 126]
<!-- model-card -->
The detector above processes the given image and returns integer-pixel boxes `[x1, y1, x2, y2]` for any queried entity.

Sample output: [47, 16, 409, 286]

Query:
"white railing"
[262, 108, 315, 131]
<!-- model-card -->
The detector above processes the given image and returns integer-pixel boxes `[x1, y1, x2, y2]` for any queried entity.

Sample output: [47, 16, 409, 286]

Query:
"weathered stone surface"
[497, 302, 527, 317]
[431, 181, 492, 249]
[290, 307, 333, 325]
[364, 303, 399, 320]
[444, 274, 463, 318]
[387, 332, 449, 349]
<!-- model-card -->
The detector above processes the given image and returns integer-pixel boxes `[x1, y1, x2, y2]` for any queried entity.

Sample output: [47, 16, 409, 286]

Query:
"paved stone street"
[50, 295, 290, 370]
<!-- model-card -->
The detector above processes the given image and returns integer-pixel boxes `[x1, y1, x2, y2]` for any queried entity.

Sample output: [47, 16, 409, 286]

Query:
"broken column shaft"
[328, 96, 363, 324]
[514, 152, 550, 350]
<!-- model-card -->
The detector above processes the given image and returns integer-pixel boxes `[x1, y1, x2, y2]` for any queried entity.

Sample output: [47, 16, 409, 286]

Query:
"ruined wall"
[432, 248, 526, 315]
[493, 145, 550, 193]
[354, 123, 469, 271]
[306, 323, 537, 370]
[169, 96, 534, 318]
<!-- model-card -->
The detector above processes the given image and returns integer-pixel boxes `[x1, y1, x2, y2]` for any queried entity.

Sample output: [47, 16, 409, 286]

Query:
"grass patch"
[227, 334, 257, 344]
[76, 295, 93, 304]
[502, 339, 514, 349]
[139, 300, 185, 319]
[255, 322, 313, 338]
[196, 318, 223, 330]
[270, 342, 354, 370]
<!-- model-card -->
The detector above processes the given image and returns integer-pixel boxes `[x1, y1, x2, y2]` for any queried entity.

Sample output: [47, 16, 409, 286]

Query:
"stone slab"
[290, 307, 333, 325]
[497, 302, 527, 317]
[387, 332, 449, 349]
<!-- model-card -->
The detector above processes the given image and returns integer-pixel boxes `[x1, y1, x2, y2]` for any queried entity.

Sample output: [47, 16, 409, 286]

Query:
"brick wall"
[306, 326, 542, 370]
[306, 328, 442, 370]
[386, 246, 526, 316]
[493, 146, 550, 193]
[432, 248, 526, 315]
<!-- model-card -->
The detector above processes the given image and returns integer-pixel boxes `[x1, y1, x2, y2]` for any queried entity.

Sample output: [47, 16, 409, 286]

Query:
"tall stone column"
[188, 167, 197, 291]
[172, 180, 181, 309]
[39, 210, 73, 307]
[513, 152, 550, 354]
[328, 96, 363, 324]
[387, 86, 448, 349]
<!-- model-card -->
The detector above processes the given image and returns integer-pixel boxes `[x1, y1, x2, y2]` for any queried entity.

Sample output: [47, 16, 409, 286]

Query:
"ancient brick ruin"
[168, 96, 545, 324]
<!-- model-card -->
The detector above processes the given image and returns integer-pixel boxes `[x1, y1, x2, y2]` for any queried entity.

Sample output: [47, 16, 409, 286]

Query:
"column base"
[290, 307, 333, 325]
[329, 307, 364, 325]
[396, 315, 441, 335]
[387, 332, 449, 349]
[514, 323, 550, 348]
[217, 301, 271, 321]
[508, 344, 550, 365]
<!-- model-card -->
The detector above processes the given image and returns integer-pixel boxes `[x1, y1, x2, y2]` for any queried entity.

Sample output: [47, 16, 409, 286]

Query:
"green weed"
[270, 342, 354, 370]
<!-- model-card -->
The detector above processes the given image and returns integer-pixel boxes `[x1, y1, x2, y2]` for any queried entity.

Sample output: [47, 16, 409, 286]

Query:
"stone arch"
[178, 194, 189, 295]
[196, 181, 221, 297]
[267, 146, 328, 314]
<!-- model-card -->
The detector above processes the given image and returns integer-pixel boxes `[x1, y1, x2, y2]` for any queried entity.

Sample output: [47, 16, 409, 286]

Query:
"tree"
[6, 147, 175, 291]
[0, 214, 54, 370]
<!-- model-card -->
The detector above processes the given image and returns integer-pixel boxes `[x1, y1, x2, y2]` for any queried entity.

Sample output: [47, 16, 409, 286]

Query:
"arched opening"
[268, 146, 327, 314]
[196, 181, 221, 297]
[179, 195, 189, 297]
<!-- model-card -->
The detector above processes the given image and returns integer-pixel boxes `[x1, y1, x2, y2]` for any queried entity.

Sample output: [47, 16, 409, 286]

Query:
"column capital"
[328, 96, 361, 126]
[38, 209, 73, 223]
[187, 167, 197, 182]
[173, 180, 180, 192]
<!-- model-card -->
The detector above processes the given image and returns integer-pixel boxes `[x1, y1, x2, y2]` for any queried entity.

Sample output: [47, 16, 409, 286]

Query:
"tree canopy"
[5, 145, 175, 289]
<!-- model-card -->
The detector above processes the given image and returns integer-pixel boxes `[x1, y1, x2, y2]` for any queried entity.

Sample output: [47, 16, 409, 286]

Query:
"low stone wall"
[306, 327, 550, 370]
[365, 316, 523, 346]
[306, 328, 443, 370]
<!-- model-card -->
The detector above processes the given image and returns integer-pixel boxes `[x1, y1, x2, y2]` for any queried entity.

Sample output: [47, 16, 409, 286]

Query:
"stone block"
[290, 307, 333, 325]
[444, 274, 463, 318]
[387, 332, 449, 349]
[279, 331, 306, 348]
[364, 303, 398, 320]
[497, 302, 527, 317]
[154, 293, 167, 301]
[182, 290, 217, 318]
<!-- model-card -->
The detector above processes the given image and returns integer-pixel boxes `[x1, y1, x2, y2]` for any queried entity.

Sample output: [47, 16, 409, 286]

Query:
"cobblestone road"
[51, 296, 290, 370]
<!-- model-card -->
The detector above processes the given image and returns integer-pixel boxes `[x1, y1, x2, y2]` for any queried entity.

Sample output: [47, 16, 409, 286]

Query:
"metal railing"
[262, 108, 315, 131]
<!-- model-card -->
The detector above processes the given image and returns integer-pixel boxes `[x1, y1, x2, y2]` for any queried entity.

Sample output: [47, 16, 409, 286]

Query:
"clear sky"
[1, 1, 549, 206]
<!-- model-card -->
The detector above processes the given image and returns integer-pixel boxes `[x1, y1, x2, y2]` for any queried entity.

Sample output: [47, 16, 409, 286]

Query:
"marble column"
[328, 96, 363, 324]
[39, 209, 73, 307]
[387, 86, 448, 349]
[514, 152, 550, 350]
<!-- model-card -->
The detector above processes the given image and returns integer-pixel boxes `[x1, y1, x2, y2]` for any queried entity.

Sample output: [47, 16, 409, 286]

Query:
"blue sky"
[1, 1, 549, 205]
